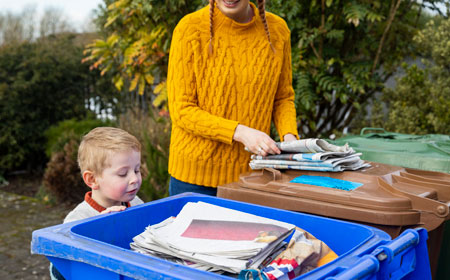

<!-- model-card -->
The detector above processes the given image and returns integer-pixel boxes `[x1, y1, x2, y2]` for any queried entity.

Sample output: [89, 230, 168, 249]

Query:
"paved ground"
[0, 190, 71, 280]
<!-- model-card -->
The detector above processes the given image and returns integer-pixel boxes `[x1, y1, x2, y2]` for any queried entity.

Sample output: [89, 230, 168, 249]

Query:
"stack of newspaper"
[130, 202, 295, 274]
[249, 138, 370, 172]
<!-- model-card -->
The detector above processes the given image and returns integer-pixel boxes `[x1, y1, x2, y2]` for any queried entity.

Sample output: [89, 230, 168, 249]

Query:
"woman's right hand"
[233, 124, 281, 157]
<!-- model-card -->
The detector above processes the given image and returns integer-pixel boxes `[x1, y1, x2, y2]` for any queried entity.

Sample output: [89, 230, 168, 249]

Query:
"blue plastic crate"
[31, 193, 431, 279]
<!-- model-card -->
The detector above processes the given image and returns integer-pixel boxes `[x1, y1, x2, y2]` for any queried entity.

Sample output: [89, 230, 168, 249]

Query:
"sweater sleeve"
[167, 21, 239, 145]
[272, 31, 299, 141]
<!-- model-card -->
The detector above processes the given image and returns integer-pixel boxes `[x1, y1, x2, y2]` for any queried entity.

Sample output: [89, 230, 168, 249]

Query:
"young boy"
[50, 127, 144, 279]
[64, 126, 144, 223]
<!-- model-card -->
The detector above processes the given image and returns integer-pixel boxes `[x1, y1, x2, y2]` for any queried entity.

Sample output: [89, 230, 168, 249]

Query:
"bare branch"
[309, 41, 322, 61]
[371, 0, 402, 74]
[320, 0, 325, 58]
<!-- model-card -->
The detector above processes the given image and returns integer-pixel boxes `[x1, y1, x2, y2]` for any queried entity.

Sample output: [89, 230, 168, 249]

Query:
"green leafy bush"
[0, 33, 120, 174]
[45, 119, 113, 157]
[0, 37, 83, 173]
[267, 0, 439, 137]
[380, 18, 449, 135]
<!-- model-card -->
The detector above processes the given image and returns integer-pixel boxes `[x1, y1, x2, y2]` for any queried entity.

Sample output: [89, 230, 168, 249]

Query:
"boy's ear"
[82, 170, 99, 190]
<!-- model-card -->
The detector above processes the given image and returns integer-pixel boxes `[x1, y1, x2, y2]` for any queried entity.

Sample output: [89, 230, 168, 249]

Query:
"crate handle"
[325, 255, 379, 280]
[262, 168, 282, 181]
[360, 127, 387, 135]
[371, 229, 419, 262]
[326, 229, 427, 280]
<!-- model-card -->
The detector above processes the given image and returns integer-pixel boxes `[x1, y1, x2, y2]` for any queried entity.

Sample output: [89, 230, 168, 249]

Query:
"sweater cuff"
[216, 119, 239, 145]
[278, 121, 299, 141]
[281, 132, 300, 141]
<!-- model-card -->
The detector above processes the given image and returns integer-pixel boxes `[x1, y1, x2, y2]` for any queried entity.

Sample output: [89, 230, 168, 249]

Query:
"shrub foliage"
[43, 139, 88, 205]
[0, 33, 119, 174]
[381, 18, 450, 134]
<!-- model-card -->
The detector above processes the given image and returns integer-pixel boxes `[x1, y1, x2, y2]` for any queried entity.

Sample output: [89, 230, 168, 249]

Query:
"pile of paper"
[130, 202, 295, 274]
[249, 138, 370, 172]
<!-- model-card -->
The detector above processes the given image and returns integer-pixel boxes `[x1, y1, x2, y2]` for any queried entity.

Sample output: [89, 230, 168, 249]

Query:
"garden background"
[0, 1, 449, 279]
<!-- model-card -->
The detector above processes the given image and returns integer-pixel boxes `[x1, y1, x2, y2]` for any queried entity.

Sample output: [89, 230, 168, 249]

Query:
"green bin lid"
[331, 128, 450, 173]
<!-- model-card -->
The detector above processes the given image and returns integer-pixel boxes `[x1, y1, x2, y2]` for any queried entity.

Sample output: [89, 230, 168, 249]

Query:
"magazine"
[131, 202, 295, 273]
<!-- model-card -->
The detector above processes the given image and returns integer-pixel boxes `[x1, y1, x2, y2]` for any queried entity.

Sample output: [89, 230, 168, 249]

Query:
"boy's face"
[94, 149, 142, 207]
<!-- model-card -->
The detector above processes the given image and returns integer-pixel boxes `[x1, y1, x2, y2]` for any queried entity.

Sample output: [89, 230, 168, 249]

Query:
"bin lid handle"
[360, 127, 387, 135]
[262, 168, 282, 181]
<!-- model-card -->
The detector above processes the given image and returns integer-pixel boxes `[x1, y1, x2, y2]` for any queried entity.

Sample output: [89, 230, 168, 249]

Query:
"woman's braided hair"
[208, 0, 275, 55]
[209, 0, 215, 55]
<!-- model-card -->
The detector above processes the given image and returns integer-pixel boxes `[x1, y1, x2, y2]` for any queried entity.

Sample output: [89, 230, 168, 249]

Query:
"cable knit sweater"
[167, 3, 298, 187]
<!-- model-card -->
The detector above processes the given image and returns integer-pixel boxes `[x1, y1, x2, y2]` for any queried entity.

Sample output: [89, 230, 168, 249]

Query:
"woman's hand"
[283, 133, 297, 142]
[233, 124, 281, 156]
[101, 205, 126, 214]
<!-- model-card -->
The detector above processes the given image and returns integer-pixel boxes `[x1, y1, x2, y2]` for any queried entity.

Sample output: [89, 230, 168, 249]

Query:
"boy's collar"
[84, 191, 131, 212]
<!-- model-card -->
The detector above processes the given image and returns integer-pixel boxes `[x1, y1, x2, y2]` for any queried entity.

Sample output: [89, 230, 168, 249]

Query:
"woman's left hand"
[283, 134, 297, 142]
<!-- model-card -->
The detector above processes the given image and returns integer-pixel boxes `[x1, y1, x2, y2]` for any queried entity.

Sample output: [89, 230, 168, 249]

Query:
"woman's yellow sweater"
[167, 3, 298, 187]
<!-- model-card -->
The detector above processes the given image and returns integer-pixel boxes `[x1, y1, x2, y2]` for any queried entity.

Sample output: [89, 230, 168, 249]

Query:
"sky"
[0, 0, 104, 31]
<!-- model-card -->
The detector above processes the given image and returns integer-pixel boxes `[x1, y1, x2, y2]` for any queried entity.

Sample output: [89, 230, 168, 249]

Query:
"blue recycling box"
[31, 193, 431, 279]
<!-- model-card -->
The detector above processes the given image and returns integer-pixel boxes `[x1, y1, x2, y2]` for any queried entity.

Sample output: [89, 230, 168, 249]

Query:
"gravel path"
[0, 190, 71, 280]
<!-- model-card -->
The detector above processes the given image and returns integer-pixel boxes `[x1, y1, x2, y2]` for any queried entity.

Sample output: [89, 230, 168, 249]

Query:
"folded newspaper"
[249, 139, 370, 172]
[131, 202, 296, 274]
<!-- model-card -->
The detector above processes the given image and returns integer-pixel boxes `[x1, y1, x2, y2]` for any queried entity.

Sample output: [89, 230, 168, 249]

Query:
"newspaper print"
[249, 139, 369, 172]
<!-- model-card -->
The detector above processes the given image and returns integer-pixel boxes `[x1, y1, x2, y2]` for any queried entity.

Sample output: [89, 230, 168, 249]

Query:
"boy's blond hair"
[78, 127, 141, 175]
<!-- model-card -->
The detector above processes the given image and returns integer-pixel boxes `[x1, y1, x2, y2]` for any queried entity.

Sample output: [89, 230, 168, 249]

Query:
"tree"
[39, 7, 73, 38]
[0, 6, 73, 45]
[0, 33, 120, 174]
[84, 0, 204, 111]
[380, 18, 450, 134]
[267, 0, 448, 137]
[85, 0, 448, 137]
[0, 8, 36, 44]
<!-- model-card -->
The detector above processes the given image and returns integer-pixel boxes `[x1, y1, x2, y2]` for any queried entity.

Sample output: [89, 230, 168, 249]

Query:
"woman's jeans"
[169, 176, 217, 196]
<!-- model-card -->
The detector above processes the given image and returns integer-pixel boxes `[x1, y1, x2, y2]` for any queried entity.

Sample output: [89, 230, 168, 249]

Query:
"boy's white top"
[64, 196, 144, 223]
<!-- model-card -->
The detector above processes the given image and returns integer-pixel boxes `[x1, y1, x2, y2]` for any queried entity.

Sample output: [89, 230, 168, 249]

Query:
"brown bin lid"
[218, 162, 450, 232]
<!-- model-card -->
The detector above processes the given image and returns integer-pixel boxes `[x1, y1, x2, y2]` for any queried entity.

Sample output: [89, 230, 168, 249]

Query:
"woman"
[167, 0, 298, 196]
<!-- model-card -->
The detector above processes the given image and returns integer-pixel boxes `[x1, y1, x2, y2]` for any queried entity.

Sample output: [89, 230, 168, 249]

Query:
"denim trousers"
[169, 176, 217, 197]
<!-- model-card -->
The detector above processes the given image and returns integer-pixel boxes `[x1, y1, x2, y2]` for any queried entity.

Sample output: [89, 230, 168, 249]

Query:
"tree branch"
[320, 0, 325, 58]
[430, 2, 445, 17]
[309, 41, 322, 61]
[371, 0, 402, 75]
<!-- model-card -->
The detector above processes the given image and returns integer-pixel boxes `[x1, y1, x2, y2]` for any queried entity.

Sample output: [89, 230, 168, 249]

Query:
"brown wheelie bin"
[217, 162, 450, 278]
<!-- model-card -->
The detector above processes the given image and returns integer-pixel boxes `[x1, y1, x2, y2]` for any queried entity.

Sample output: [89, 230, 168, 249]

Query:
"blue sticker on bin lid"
[290, 175, 363, 191]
